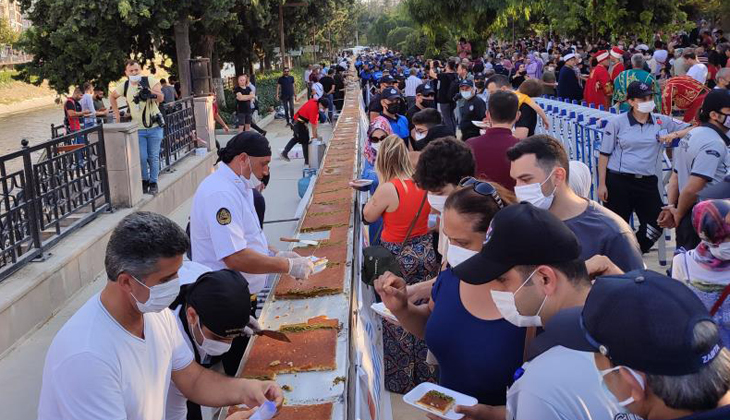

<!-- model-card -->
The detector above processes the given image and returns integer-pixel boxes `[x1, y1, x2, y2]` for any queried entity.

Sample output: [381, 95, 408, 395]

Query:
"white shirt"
[673, 251, 730, 286]
[38, 294, 194, 420]
[190, 163, 270, 293]
[506, 346, 621, 420]
[404, 75, 422, 97]
[249, 83, 257, 110]
[312, 82, 324, 100]
[652, 49, 668, 75]
[687, 63, 709, 85]
[304, 70, 312, 85]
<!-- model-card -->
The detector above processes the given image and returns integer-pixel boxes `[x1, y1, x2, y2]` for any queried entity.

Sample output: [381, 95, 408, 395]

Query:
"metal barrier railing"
[0, 124, 111, 281]
[160, 97, 197, 171]
[535, 96, 673, 266]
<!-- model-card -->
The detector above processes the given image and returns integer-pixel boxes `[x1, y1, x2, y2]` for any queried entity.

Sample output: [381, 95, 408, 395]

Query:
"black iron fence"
[0, 125, 111, 281]
[160, 97, 197, 171]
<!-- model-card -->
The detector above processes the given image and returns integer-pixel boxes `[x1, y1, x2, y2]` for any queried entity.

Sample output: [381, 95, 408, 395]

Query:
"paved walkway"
[0, 95, 332, 420]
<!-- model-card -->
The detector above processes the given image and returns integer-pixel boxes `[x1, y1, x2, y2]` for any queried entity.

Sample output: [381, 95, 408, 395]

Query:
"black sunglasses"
[459, 177, 504, 209]
[370, 135, 387, 143]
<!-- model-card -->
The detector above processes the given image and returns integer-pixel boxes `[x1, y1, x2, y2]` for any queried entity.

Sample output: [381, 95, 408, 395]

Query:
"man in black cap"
[379, 86, 410, 145]
[660, 89, 730, 249]
[368, 74, 397, 121]
[405, 82, 436, 136]
[544, 270, 730, 419]
[457, 79, 487, 141]
[405, 203, 622, 419]
[167, 269, 255, 420]
[190, 132, 314, 305]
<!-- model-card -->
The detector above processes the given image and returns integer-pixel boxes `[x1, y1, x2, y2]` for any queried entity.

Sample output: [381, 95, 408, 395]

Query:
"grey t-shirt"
[162, 85, 176, 103]
[563, 200, 644, 272]
[673, 124, 730, 191]
[79, 93, 96, 126]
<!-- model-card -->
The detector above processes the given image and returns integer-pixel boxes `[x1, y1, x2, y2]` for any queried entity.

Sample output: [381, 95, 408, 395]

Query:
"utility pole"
[279, 1, 307, 69]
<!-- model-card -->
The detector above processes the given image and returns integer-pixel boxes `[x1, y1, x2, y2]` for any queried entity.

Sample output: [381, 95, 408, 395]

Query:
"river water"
[0, 104, 64, 154]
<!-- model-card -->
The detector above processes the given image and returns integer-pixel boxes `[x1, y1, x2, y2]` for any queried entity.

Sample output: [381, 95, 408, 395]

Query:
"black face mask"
[386, 103, 400, 115]
[475, 81, 485, 90]
[421, 99, 435, 108]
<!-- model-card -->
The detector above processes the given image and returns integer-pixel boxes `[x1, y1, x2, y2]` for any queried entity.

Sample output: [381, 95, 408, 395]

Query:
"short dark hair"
[317, 97, 330, 108]
[105, 212, 190, 281]
[412, 108, 442, 127]
[444, 181, 516, 233]
[413, 137, 475, 191]
[160, 78, 167, 84]
[506, 135, 570, 179]
[82, 82, 93, 91]
[517, 258, 590, 287]
[488, 91, 519, 124]
[683, 51, 697, 60]
[486, 74, 510, 89]
[328, 68, 334, 75]
[125, 59, 140, 68]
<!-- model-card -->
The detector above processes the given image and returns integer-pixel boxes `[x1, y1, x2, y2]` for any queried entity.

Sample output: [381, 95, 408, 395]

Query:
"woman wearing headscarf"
[568, 160, 592, 199]
[525, 53, 541, 79]
[673, 199, 730, 345]
[359, 116, 393, 245]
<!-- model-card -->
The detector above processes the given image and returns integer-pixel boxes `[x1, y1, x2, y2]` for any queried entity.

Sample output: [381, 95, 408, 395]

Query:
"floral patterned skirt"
[381, 233, 440, 394]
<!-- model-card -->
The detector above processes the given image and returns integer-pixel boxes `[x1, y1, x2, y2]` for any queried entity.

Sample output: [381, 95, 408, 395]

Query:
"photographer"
[110, 59, 165, 195]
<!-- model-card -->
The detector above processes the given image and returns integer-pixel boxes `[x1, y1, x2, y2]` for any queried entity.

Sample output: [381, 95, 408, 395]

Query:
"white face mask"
[240, 157, 262, 189]
[636, 100, 656, 113]
[709, 242, 730, 260]
[599, 365, 645, 407]
[490, 269, 547, 327]
[194, 319, 232, 357]
[128, 74, 142, 83]
[427, 193, 447, 213]
[461, 90, 474, 100]
[446, 243, 479, 267]
[130, 275, 180, 313]
[414, 131, 427, 141]
[514, 169, 556, 210]
[371, 142, 381, 152]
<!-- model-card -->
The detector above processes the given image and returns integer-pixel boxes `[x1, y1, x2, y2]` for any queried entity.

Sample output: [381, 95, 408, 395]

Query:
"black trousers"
[676, 209, 701, 251]
[283, 121, 310, 164]
[605, 171, 663, 253]
[281, 96, 295, 124]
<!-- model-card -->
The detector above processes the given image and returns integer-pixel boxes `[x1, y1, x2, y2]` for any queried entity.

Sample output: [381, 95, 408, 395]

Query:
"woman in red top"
[363, 134, 440, 394]
[281, 97, 329, 165]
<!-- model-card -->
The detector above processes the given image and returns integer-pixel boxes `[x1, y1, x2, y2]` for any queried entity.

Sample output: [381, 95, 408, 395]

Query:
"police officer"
[598, 81, 690, 253]
[379, 87, 410, 145]
[167, 268, 255, 420]
[368, 74, 397, 121]
[457, 79, 487, 141]
[189, 131, 314, 299]
[660, 89, 730, 249]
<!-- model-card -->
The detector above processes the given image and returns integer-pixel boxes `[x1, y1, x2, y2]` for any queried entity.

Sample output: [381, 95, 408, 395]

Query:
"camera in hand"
[133, 86, 157, 104]
[151, 113, 165, 128]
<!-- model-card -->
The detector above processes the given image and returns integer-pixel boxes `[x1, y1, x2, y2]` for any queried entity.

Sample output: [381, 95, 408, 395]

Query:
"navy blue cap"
[381, 86, 402, 100]
[700, 89, 730, 115]
[473, 72, 486, 80]
[627, 80, 653, 99]
[699, 174, 730, 199]
[379, 74, 395, 84]
[416, 83, 435, 95]
[545, 270, 723, 376]
[459, 79, 475, 88]
[453, 203, 581, 284]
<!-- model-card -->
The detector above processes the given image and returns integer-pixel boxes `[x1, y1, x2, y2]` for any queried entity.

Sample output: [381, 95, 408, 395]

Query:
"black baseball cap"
[459, 79, 475, 88]
[700, 89, 730, 115]
[699, 174, 730, 199]
[379, 74, 396, 84]
[382, 86, 402, 100]
[453, 203, 582, 284]
[543, 270, 723, 376]
[186, 269, 251, 339]
[417, 83, 435, 95]
[474, 72, 486, 81]
[626, 81, 653, 99]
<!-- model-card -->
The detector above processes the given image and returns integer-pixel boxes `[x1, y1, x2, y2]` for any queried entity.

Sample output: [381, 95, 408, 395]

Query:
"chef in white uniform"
[189, 131, 314, 296]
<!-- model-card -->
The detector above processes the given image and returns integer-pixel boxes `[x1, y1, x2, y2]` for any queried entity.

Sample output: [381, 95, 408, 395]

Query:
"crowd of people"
[355, 19, 730, 420]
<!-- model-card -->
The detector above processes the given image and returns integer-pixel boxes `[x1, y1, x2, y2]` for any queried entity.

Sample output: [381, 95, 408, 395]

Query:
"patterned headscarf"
[365, 116, 393, 165]
[692, 199, 730, 271]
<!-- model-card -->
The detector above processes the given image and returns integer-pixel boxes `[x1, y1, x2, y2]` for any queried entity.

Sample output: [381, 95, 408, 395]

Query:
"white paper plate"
[471, 120, 489, 129]
[349, 179, 373, 187]
[403, 382, 477, 420]
[370, 302, 399, 324]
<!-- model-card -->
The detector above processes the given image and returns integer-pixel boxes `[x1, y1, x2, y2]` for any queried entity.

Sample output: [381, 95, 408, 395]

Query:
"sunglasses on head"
[459, 177, 504, 209]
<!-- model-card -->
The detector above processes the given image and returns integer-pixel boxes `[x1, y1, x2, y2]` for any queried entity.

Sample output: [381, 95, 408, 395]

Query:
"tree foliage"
[0, 18, 18, 46]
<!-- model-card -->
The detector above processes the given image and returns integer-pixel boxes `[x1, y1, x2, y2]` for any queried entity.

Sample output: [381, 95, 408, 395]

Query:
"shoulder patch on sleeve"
[216, 208, 232, 225]
[705, 150, 721, 158]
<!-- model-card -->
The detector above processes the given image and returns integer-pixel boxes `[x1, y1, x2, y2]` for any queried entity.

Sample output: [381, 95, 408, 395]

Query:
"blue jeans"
[138, 127, 164, 183]
[325, 93, 335, 122]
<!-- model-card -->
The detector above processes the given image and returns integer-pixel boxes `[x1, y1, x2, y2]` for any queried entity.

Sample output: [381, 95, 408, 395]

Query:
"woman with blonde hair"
[363, 134, 439, 393]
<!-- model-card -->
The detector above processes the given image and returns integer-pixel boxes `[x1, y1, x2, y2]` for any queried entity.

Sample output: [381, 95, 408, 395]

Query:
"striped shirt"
[404, 75, 422, 97]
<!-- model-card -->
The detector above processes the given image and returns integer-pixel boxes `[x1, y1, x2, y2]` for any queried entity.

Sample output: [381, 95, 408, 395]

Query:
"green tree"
[386, 27, 413, 51]
[0, 18, 18, 45]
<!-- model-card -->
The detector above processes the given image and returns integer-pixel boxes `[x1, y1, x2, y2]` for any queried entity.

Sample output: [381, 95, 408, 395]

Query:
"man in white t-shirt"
[37, 212, 282, 420]
[447, 203, 627, 420]
[685, 51, 709, 85]
[404, 68, 423, 109]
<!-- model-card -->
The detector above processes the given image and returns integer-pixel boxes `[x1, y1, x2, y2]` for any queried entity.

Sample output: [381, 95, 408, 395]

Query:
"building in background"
[0, 0, 29, 32]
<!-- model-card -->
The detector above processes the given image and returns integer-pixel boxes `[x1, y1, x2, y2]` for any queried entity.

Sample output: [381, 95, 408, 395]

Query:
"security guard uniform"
[600, 82, 688, 253]
[672, 122, 730, 249]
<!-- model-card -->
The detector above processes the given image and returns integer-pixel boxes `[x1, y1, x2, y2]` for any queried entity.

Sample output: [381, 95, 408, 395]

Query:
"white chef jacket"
[190, 163, 269, 293]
